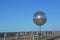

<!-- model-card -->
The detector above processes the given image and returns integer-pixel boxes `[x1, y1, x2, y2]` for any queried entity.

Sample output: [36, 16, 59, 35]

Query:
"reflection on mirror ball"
[33, 11, 47, 26]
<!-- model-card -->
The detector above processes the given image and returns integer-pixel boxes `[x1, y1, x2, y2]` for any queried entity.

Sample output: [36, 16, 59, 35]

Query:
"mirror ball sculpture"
[33, 11, 47, 26]
[33, 11, 47, 40]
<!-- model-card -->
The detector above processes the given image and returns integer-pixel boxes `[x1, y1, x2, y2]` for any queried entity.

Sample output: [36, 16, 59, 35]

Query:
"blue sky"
[0, 0, 60, 32]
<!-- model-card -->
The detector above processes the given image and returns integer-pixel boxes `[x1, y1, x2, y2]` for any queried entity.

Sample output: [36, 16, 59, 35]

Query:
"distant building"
[0, 31, 60, 40]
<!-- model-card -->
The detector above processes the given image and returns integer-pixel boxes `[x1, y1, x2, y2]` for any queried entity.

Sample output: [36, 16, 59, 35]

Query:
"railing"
[0, 31, 60, 40]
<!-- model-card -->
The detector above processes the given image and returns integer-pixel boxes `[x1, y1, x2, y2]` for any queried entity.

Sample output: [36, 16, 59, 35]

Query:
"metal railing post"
[4, 33, 6, 40]
[16, 32, 18, 40]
